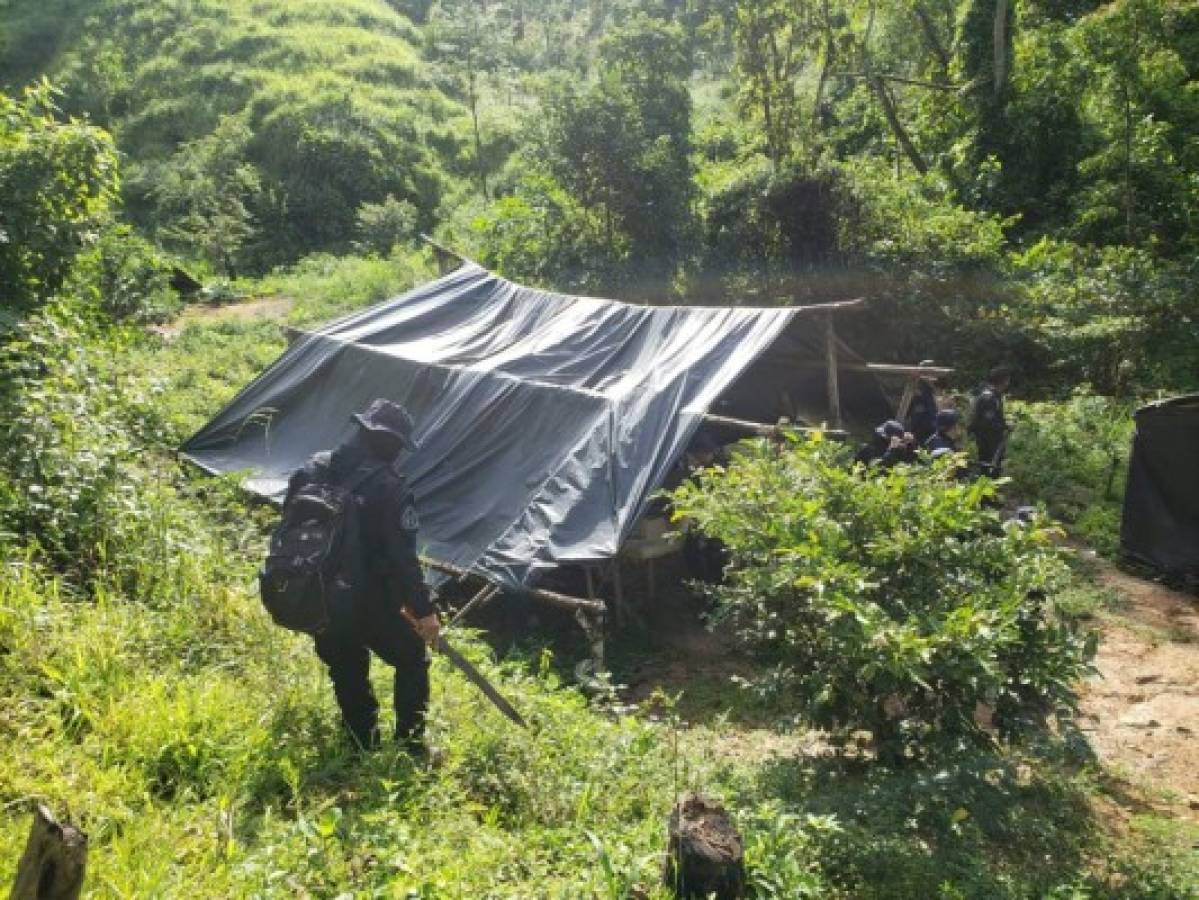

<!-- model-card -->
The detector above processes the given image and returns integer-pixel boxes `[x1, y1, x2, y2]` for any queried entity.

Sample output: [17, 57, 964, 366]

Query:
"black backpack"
[259, 459, 382, 635]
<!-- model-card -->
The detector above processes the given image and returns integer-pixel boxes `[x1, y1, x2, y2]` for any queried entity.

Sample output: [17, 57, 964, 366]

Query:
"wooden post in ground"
[823, 313, 843, 431]
[10, 805, 87, 900]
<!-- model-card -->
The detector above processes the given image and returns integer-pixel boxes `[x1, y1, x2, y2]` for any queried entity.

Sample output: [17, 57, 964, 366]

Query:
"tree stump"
[663, 794, 745, 899]
[9, 805, 87, 900]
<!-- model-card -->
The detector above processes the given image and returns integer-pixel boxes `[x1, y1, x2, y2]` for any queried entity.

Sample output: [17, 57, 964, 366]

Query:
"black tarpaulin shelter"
[182, 262, 891, 591]
[1121, 395, 1199, 577]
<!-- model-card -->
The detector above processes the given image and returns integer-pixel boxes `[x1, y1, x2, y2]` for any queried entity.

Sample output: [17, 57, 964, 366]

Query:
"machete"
[402, 609, 528, 730]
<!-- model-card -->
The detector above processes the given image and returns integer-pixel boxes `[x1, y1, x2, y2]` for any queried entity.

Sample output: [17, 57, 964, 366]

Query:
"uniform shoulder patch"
[400, 504, 420, 531]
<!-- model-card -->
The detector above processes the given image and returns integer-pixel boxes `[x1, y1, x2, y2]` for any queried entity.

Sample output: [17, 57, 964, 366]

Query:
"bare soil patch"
[152, 295, 294, 338]
[1078, 561, 1199, 819]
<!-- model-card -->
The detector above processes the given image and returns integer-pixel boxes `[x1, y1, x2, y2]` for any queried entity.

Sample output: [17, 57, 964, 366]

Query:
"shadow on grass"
[747, 740, 1103, 898]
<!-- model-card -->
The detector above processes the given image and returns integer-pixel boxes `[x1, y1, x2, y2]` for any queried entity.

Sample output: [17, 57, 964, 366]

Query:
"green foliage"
[71, 224, 178, 323]
[1069, 0, 1199, 254]
[723, 0, 816, 165]
[355, 195, 420, 255]
[257, 247, 437, 326]
[840, 157, 1010, 274]
[473, 13, 695, 296]
[673, 436, 1096, 761]
[470, 175, 618, 292]
[1005, 395, 1136, 557]
[2, 0, 463, 272]
[0, 81, 119, 311]
[151, 115, 261, 277]
[1009, 238, 1199, 395]
[0, 305, 188, 592]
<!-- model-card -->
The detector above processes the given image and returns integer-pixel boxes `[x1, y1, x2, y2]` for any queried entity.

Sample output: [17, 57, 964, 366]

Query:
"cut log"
[664, 795, 745, 899]
[10, 805, 87, 900]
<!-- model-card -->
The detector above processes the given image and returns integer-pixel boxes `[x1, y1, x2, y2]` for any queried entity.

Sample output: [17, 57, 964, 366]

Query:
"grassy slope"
[0, 0, 470, 261]
[0, 257, 1196, 896]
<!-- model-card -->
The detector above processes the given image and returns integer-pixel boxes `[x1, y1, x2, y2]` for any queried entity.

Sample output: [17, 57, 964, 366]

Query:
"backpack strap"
[342, 462, 387, 496]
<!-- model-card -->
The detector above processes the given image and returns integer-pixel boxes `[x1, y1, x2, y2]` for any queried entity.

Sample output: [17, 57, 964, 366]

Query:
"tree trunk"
[867, 76, 929, 175]
[813, 0, 835, 128]
[993, 0, 1010, 97]
[467, 67, 489, 202]
[664, 795, 744, 899]
[914, 1, 952, 77]
[10, 805, 87, 900]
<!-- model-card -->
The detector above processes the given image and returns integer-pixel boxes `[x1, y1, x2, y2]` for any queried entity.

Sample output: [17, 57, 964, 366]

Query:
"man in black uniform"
[285, 398, 440, 754]
[968, 366, 1011, 476]
[906, 360, 940, 446]
[855, 419, 916, 468]
[925, 408, 963, 455]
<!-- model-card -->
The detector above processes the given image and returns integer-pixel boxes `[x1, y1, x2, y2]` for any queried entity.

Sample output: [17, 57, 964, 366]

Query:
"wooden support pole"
[792, 297, 868, 314]
[823, 314, 843, 431]
[422, 558, 607, 617]
[10, 805, 87, 900]
[896, 378, 917, 421]
[865, 362, 954, 377]
[772, 359, 955, 378]
[419, 233, 471, 274]
[448, 583, 500, 627]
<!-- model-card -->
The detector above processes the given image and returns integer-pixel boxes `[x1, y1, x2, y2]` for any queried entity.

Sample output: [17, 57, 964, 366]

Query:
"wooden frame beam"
[700, 413, 846, 438]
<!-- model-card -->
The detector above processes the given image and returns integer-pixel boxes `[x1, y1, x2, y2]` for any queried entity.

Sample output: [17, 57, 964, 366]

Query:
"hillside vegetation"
[1, 0, 466, 269]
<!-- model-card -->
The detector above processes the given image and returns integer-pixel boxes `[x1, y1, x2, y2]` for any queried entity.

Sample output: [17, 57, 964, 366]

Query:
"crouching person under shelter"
[284, 399, 441, 756]
[855, 419, 916, 468]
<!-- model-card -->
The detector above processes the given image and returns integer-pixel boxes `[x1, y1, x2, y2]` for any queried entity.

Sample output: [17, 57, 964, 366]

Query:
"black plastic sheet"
[182, 264, 891, 588]
[1121, 394, 1199, 577]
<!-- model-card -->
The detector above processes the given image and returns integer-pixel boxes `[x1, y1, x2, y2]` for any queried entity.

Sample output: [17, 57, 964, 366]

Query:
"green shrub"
[672, 436, 1096, 762]
[355, 194, 419, 255]
[1005, 395, 1135, 557]
[0, 81, 119, 311]
[72, 223, 178, 323]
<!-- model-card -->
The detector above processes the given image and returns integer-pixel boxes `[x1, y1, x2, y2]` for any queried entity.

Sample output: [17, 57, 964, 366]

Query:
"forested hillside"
[4, 0, 1198, 390]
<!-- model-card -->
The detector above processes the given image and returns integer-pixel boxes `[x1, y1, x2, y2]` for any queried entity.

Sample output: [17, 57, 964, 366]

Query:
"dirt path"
[1077, 560, 1199, 818]
[153, 295, 294, 338]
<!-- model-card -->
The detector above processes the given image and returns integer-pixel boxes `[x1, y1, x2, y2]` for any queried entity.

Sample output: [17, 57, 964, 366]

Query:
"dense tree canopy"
[3, 0, 1198, 389]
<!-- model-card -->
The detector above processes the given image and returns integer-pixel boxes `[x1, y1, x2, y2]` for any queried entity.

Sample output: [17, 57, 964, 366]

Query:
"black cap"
[874, 419, 906, 439]
[352, 398, 420, 450]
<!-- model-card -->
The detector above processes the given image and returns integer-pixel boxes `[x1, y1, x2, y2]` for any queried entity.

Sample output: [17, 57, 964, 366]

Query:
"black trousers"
[313, 598, 429, 749]
[975, 433, 1006, 476]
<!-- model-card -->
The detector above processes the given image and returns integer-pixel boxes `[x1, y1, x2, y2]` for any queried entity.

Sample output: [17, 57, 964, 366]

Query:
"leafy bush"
[354, 194, 419, 255]
[672, 436, 1096, 761]
[1009, 239, 1199, 394]
[1005, 395, 1135, 556]
[257, 247, 436, 326]
[0, 303, 250, 597]
[0, 81, 119, 311]
[72, 223, 177, 323]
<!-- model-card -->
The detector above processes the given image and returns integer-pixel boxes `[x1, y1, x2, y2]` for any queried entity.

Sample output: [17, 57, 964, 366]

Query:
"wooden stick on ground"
[10, 805, 87, 900]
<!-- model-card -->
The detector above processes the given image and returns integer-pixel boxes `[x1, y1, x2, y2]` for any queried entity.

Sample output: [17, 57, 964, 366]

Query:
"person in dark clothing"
[669, 431, 730, 584]
[906, 360, 940, 445]
[924, 408, 963, 455]
[855, 419, 916, 468]
[285, 398, 439, 754]
[968, 366, 1011, 476]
